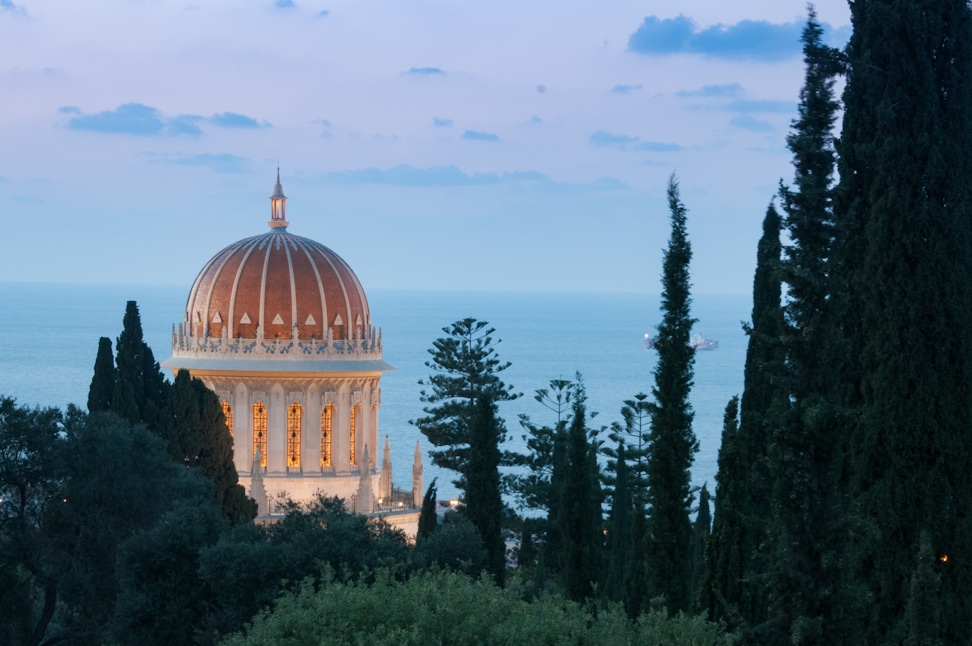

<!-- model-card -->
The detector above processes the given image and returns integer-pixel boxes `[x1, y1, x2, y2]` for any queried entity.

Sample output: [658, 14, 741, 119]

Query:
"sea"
[0, 283, 750, 505]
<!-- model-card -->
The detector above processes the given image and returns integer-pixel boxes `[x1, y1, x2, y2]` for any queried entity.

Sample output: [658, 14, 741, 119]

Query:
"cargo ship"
[644, 332, 718, 351]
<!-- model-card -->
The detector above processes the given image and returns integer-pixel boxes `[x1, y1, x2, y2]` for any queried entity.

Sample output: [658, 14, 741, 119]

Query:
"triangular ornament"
[272, 313, 285, 325]
[305, 314, 317, 325]
[333, 314, 344, 326]
[240, 312, 252, 324]
[212, 312, 223, 324]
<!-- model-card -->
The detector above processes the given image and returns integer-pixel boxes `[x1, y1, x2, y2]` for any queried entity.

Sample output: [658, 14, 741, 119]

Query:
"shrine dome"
[163, 171, 391, 374]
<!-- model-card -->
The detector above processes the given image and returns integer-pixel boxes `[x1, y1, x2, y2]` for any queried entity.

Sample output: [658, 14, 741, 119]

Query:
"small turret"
[354, 444, 373, 514]
[380, 435, 393, 500]
[269, 168, 288, 228]
[412, 440, 424, 508]
[250, 447, 269, 516]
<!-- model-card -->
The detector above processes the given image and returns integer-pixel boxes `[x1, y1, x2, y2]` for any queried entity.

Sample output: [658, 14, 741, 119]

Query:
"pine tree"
[412, 318, 519, 585]
[644, 174, 698, 614]
[87, 337, 115, 413]
[835, 0, 972, 640]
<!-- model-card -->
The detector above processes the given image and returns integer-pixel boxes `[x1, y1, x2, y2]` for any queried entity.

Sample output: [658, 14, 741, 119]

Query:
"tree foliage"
[413, 318, 518, 585]
[644, 174, 698, 614]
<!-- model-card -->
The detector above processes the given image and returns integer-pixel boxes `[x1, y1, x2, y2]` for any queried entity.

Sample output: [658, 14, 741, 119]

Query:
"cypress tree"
[835, 0, 972, 640]
[710, 205, 785, 632]
[112, 301, 166, 428]
[87, 337, 116, 413]
[690, 483, 711, 613]
[761, 12, 851, 642]
[904, 531, 942, 646]
[644, 174, 698, 614]
[163, 371, 256, 524]
[603, 440, 632, 603]
[557, 380, 602, 602]
[417, 478, 438, 543]
[464, 394, 506, 585]
[705, 397, 745, 623]
[779, 7, 842, 403]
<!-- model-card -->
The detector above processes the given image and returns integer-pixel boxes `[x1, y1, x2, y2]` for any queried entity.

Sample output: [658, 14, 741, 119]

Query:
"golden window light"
[321, 403, 333, 467]
[253, 401, 267, 468]
[287, 402, 301, 468]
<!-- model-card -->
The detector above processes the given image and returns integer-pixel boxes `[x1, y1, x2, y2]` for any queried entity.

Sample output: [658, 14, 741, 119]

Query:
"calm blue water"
[0, 283, 750, 504]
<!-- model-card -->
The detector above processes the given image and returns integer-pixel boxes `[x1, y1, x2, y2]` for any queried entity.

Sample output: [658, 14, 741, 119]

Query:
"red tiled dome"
[184, 229, 370, 342]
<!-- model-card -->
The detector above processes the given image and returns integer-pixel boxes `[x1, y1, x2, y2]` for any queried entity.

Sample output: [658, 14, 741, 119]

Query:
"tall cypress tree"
[112, 301, 166, 428]
[835, 0, 972, 640]
[163, 370, 256, 524]
[557, 380, 602, 602]
[644, 174, 698, 614]
[761, 12, 852, 643]
[779, 7, 842, 403]
[87, 337, 116, 413]
[705, 397, 744, 623]
[690, 482, 711, 613]
[603, 440, 632, 603]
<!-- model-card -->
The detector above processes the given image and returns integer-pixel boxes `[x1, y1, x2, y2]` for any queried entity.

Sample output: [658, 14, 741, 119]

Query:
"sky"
[0, 0, 852, 294]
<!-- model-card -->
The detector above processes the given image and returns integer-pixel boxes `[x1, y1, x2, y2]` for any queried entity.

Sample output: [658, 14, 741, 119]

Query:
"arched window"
[253, 402, 268, 467]
[321, 404, 333, 467]
[287, 403, 301, 468]
[349, 404, 359, 465]
[222, 401, 233, 437]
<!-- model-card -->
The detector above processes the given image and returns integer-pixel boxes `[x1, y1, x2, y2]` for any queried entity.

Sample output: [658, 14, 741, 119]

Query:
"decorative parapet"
[170, 322, 384, 361]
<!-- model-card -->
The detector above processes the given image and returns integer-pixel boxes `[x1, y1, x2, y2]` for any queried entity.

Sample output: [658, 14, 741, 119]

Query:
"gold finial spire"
[269, 167, 288, 228]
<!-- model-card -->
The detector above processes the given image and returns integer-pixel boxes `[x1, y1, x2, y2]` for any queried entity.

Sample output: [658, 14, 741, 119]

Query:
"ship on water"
[644, 332, 719, 351]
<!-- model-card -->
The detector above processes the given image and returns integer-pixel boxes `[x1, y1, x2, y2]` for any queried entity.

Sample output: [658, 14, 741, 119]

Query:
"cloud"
[730, 114, 774, 132]
[1, 0, 26, 15]
[58, 105, 81, 115]
[318, 10, 329, 17]
[676, 83, 744, 98]
[462, 130, 499, 142]
[628, 15, 847, 61]
[66, 103, 203, 136]
[274, 0, 295, 8]
[590, 130, 684, 152]
[318, 164, 539, 187]
[406, 67, 445, 76]
[313, 164, 627, 193]
[590, 130, 640, 147]
[724, 99, 796, 113]
[210, 112, 270, 128]
[635, 141, 685, 152]
[432, 117, 453, 127]
[610, 84, 643, 95]
[150, 153, 252, 173]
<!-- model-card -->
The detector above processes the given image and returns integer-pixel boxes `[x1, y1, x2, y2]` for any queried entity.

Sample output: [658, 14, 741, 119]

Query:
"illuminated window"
[253, 402, 267, 467]
[222, 401, 233, 437]
[349, 404, 359, 465]
[287, 403, 301, 468]
[321, 404, 333, 467]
